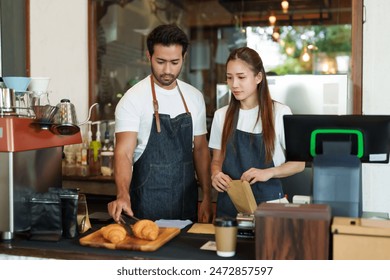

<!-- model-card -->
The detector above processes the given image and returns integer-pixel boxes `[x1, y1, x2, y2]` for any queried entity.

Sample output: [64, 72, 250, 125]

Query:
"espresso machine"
[0, 77, 93, 240]
[0, 117, 82, 240]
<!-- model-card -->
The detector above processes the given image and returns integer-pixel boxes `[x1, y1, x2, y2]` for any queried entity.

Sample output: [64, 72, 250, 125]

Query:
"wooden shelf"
[62, 176, 116, 196]
[63, 175, 114, 182]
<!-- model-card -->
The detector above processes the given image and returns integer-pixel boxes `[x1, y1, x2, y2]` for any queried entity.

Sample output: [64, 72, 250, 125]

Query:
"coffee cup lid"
[214, 217, 238, 227]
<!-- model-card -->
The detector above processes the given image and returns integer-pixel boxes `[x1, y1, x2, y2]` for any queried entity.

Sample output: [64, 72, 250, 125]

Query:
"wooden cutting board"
[79, 226, 180, 251]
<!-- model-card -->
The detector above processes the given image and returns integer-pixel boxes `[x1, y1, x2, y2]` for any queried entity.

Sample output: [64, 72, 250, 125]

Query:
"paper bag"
[29, 192, 62, 241]
[77, 193, 92, 234]
[227, 180, 257, 214]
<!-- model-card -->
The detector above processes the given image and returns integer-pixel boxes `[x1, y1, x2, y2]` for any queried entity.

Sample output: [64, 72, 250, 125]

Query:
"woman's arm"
[241, 161, 305, 185]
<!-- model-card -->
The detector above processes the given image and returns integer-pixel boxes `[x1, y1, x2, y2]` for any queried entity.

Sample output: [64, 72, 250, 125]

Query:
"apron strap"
[150, 75, 191, 133]
[177, 82, 190, 114]
[150, 75, 161, 133]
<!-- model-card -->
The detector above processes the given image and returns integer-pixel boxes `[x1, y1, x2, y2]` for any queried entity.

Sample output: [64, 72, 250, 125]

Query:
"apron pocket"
[136, 162, 180, 191]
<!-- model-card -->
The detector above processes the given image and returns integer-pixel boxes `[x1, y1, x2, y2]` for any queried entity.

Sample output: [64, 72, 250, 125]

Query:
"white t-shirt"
[208, 102, 292, 167]
[115, 75, 207, 162]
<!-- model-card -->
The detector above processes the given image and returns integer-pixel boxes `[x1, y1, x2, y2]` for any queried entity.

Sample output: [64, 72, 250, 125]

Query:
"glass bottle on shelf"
[88, 121, 102, 176]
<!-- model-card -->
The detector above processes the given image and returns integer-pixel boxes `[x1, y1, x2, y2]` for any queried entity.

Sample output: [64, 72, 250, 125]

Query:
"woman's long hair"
[221, 47, 275, 163]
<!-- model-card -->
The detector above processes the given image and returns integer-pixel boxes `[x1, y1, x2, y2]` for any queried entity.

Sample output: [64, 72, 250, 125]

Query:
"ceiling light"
[272, 27, 280, 41]
[272, 31, 280, 41]
[285, 46, 295, 56]
[269, 14, 276, 25]
[281, 1, 289, 14]
[301, 47, 310, 62]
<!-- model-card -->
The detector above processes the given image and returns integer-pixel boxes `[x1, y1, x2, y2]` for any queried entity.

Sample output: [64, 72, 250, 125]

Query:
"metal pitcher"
[0, 88, 16, 113]
[51, 99, 98, 135]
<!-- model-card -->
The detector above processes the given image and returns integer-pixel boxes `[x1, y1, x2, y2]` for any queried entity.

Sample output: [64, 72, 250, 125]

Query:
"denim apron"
[216, 127, 284, 218]
[130, 76, 198, 221]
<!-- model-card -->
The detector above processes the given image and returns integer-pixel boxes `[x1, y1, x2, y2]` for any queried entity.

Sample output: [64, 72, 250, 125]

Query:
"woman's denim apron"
[216, 129, 284, 218]
[130, 76, 198, 221]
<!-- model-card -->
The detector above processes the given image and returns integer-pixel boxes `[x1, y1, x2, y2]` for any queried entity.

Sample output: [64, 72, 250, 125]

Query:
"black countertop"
[0, 223, 255, 260]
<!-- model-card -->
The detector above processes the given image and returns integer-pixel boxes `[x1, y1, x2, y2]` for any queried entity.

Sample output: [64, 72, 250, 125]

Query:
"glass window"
[89, 0, 352, 120]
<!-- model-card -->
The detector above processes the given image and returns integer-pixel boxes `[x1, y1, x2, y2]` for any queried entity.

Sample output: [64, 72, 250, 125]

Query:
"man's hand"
[107, 193, 133, 223]
[198, 198, 213, 223]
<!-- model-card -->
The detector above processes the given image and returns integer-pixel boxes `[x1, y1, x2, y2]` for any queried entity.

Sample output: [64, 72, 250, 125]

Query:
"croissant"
[101, 224, 127, 244]
[132, 219, 159, 241]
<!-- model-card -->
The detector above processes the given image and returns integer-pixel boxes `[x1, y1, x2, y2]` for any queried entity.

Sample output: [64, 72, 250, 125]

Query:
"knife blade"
[119, 222, 133, 236]
[119, 216, 134, 236]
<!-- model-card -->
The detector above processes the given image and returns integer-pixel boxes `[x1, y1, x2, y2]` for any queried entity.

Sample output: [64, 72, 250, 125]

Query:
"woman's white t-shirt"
[115, 75, 207, 162]
[208, 102, 292, 167]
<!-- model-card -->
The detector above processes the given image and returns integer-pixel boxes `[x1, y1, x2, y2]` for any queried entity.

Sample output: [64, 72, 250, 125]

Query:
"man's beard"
[151, 69, 179, 87]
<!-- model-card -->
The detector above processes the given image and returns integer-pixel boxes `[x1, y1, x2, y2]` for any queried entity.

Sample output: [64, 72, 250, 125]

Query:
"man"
[108, 24, 212, 223]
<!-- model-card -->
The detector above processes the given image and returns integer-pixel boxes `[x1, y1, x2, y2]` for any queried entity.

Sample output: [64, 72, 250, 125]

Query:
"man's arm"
[193, 134, 213, 223]
[107, 131, 137, 222]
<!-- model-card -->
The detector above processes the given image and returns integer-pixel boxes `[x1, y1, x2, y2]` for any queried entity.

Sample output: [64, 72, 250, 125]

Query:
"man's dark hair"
[146, 24, 189, 57]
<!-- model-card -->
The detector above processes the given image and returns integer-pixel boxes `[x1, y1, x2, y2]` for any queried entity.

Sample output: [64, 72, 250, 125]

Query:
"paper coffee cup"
[214, 217, 238, 257]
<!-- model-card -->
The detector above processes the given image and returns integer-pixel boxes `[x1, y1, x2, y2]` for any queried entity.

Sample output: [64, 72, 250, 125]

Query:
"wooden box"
[332, 217, 390, 260]
[255, 203, 331, 260]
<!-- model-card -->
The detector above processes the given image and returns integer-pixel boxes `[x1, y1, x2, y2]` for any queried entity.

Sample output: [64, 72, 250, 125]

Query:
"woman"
[209, 47, 305, 218]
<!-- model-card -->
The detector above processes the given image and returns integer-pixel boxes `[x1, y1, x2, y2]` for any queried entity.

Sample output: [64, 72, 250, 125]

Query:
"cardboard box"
[255, 203, 331, 260]
[332, 217, 390, 259]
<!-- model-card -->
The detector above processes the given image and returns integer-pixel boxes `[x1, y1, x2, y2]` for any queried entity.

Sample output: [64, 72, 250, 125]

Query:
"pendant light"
[269, 13, 276, 26]
[281, 1, 289, 14]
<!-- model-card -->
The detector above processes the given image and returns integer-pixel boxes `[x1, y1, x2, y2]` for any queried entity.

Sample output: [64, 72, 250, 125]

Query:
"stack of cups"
[214, 217, 238, 257]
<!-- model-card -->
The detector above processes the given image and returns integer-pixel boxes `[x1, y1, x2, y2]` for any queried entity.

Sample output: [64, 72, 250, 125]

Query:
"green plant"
[272, 25, 352, 74]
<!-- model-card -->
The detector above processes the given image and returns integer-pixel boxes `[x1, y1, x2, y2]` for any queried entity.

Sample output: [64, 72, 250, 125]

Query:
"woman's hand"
[241, 162, 305, 184]
[211, 171, 232, 192]
[241, 167, 275, 184]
